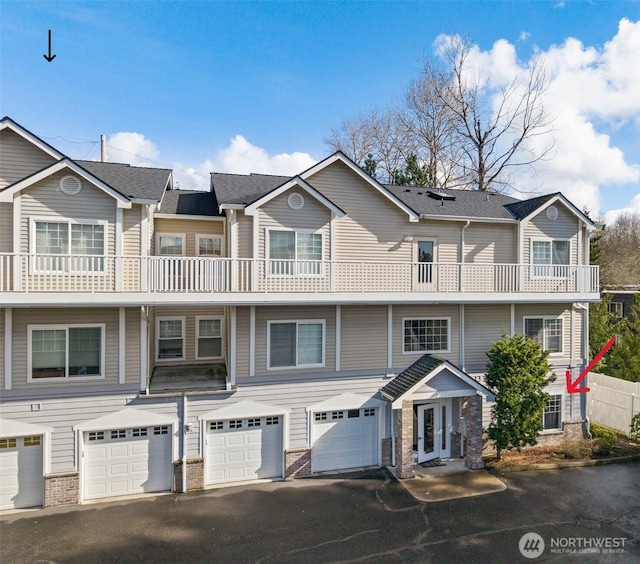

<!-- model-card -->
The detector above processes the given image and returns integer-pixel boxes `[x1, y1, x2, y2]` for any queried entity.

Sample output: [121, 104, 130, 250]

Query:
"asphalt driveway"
[1, 463, 639, 563]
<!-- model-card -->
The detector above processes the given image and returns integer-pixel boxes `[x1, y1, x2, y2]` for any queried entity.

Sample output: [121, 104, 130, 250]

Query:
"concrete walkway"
[389, 458, 506, 502]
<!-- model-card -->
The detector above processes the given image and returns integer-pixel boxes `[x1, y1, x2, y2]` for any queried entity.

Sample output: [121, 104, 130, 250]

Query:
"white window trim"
[267, 319, 326, 370]
[29, 217, 108, 275]
[530, 238, 572, 279]
[156, 233, 186, 256]
[402, 317, 451, 355]
[266, 228, 324, 278]
[608, 302, 623, 319]
[523, 316, 564, 356]
[541, 391, 564, 433]
[27, 323, 106, 382]
[412, 238, 438, 262]
[196, 316, 224, 360]
[196, 234, 223, 257]
[156, 316, 186, 362]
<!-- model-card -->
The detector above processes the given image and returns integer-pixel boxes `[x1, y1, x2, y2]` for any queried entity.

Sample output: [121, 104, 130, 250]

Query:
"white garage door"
[83, 426, 172, 500]
[206, 416, 282, 485]
[312, 408, 379, 473]
[0, 435, 44, 510]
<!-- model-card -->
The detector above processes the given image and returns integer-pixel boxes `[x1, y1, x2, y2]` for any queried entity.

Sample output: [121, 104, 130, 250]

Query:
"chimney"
[100, 134, 107, 162]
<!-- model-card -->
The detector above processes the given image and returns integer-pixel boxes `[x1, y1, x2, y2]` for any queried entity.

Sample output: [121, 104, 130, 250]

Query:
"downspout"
[182, 394, 188, 493]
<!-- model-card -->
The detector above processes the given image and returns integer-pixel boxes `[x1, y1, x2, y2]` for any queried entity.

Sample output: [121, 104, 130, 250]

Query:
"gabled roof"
[0, 116, 66, 160]
[211, 172, 290, 206]
[199, 400, 290, 421]
[0, 159, 133, 208]
[159, 189, 222, 216]
[76, 160, 171, 203]
[505, 192, 595, 228]
[386, 186, 520, 221]
[244, 176, 346, 217]
[381, 354, 495, 407]
[73, 407, 177, 432]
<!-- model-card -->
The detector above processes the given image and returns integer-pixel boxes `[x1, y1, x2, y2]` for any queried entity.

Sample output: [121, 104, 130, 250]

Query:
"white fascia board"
[199, 400, 291, 421]
[299, 152, 420, 222]
[306, 392, 386, 413]
[522, 194, 595, 230]
[419, 214, 517, 224]
[73, 407, 177, 432]
[0, 119, 65, 160]
[153, 213, 225, 221]
[0, 160, 132, 208]
[244, 176, 346, 218]
[0, 418, 54, 438]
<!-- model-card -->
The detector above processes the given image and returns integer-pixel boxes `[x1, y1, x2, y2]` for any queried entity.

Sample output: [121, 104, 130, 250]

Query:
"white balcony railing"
[0, 253, 600, 295]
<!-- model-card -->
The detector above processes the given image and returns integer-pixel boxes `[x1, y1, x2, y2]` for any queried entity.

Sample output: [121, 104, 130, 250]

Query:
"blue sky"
[2, 1, 639, 220]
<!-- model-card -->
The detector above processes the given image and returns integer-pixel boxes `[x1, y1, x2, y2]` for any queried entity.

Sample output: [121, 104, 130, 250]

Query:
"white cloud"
[106, 132, 159, 166]
[173, 135, 317, 191]
[603, 192, 640, 225]
[436, 19, 640, 215]
[518, 31, 531, 43]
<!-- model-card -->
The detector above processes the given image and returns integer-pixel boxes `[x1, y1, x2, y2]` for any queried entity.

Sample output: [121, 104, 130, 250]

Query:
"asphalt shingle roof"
[385, 186, 521, 219]
[504, 192, 559, 219]
[76, 160, 171, 203]
[211, 172, 290, 206]
[381, 354, 446, 401]
[159, 189, 222, 216]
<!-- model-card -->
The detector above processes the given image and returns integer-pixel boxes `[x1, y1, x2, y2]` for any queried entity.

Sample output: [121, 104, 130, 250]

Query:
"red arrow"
[566, 336, 616, 393]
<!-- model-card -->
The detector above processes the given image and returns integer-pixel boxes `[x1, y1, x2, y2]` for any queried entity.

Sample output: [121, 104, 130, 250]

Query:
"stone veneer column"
[463, 394, 484, 469]
[395, 400, 415, 479]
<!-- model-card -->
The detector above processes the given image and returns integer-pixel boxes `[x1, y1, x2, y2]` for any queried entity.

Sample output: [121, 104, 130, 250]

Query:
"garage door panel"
[0, 437, 45, 510]
[312, 410, 379, 473]
[83, 427, 172, 500]
[206, 416, 283, 485]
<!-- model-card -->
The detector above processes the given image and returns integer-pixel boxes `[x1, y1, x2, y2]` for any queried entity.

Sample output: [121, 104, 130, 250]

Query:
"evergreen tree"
[485, 334, 554, 459]
[606, 294, 640, 382]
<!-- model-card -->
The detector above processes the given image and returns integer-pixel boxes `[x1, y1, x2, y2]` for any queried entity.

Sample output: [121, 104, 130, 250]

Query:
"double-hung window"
[196, 317, 223, 359]
[157, 234, 185, 256]
[403, 318, 450, 354]
[543, 394, 562, 431]
[268, 230, 322, 276]
[157, 317, 185, 360]
[29, 324, 104, 380]
[32, 219, 106, 272]
[268, 320, 324, 369]
[531, 240, 570, 278]
[197, 235, 222, 257]
[524, 317, 563, 354]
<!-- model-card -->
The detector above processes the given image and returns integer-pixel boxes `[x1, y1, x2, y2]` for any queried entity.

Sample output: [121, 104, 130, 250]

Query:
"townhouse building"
[0, 117, 599, 510]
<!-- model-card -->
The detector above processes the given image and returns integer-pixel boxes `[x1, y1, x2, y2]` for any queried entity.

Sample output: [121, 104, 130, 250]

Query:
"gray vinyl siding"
[11, 308, 120, 389]
[19, 171, 116, 255]
[235, 307, 250, 376]
[307, 161, 413, 262]
[464, 223, 516, 263]
[515, 303, 575, 365]
[152, 306, 226, 367]
[249, 306, 336, 377]
[0, 308, 4, 389]
[464, 304, 511, 370]
[258, 190, 331, 260]
[123, 206, 142, 255]
[125, 307, 141, 385]
[154, 217, 224, 256]
[392, 304, 460, 367]
[0, 129, 57, 188]
[0, 203, 12, 252]
[340, 305, 388, 370]
[523, 204, 580, 265]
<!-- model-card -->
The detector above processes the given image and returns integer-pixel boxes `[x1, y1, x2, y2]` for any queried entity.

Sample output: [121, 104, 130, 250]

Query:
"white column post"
[119, 307, 126, 384]
[387, 305, 393, 373]
[4, 308, 12, 390]
[115, 208, 123, 291]
[335, 305, 341, 371]
[140, 306, 148, 393]
[249, 306, 255, 377]
[229, 306, 237, 387]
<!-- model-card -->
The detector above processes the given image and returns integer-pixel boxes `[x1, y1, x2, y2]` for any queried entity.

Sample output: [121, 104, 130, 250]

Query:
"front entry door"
[417, 403, 440, 463]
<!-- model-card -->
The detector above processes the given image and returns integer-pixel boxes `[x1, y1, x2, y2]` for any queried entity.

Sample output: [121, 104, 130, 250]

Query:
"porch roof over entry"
[381, 354, 495, 408]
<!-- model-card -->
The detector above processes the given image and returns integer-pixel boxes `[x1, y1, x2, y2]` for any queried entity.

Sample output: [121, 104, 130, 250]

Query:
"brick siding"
[285, 447, 311, 477]
[44, 472, 79, 507]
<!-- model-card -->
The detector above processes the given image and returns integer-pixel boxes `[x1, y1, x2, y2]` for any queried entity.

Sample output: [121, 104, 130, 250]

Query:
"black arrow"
[43, 30, 56, 62]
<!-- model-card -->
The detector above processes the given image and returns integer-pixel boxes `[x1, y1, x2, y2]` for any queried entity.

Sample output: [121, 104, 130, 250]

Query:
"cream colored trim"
[119, 307, 126, 384]
[140, 307, 148, 393]
[229, 306, 237, 387]
[249, 306, 256, 376]
[4, 308, 12, 390]
[335, 305, 341, 371]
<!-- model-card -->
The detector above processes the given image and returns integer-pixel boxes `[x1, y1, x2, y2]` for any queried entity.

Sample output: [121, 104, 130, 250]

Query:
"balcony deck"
[0, 254, 600, 305]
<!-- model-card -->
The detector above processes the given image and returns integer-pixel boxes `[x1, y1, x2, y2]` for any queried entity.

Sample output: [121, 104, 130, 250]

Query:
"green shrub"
[590, 423, 617, 449]
[592, 438, 613, 457]
[631, 413, 640, 442]
[563, 439, 593, 459]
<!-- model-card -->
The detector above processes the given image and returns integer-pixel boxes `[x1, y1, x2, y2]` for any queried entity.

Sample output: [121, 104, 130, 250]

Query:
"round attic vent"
[59, 175, 82, 196]
[287, 192, 305, 210]
[546, 205, 559, 220]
